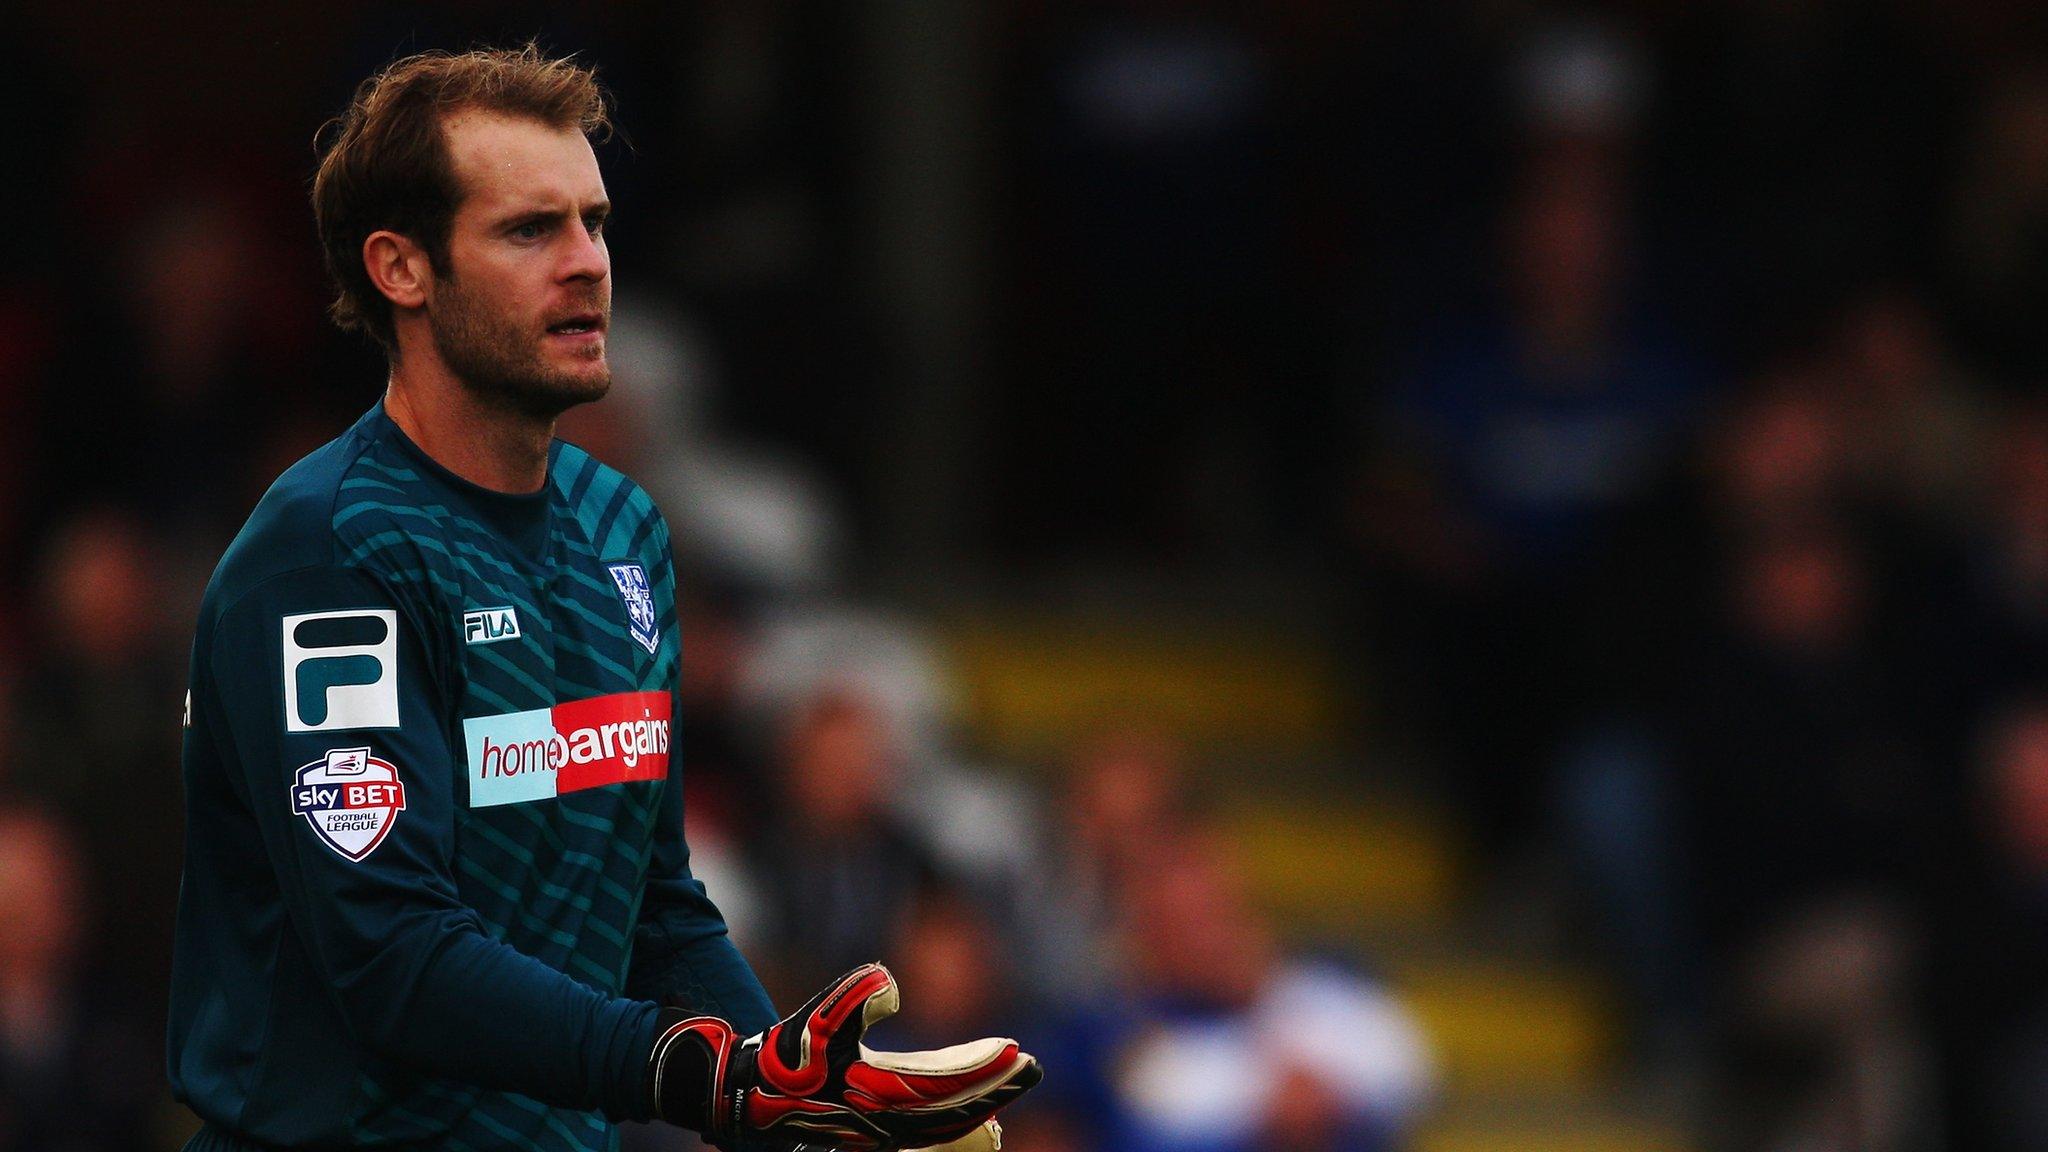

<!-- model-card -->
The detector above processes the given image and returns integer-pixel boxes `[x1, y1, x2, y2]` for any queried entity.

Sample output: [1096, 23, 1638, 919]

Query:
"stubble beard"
[429, 274, 611, 420]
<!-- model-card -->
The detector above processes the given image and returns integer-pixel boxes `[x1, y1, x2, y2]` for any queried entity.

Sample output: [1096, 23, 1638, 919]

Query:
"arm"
[208, 564, 660, 1119]
[624, 526, 1036, 1147]
[628, 525, 776, 1030]
[626, 714, 777, 1033]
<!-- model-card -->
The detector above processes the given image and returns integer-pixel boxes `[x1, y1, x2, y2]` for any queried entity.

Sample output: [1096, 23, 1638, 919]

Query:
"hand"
[649, 964, 1040, 1150]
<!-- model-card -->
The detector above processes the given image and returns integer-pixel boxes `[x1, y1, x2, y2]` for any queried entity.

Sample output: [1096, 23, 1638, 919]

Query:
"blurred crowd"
[5, 3, 2048, 1152]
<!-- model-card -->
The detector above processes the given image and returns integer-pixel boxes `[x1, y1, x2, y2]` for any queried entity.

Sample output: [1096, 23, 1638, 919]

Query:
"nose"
[560, 223, 608, 284]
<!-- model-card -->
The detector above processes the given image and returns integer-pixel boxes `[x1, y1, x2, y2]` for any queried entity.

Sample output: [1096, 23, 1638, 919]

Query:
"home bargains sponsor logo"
[463, 690, 670, 808]
[291, 748, 407, 861]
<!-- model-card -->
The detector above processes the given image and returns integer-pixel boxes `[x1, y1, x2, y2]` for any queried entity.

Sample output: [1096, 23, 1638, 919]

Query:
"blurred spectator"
[1707, 369, 1854, 530]
[1927, 695, 2048, 1152]
[1677, 520, 1933, 960]
[1017, 726, 1194, 1004]
[1585, 367, 1862, 689]
[11, 507, 185, 1001]
[1721, 897, 1935, 1152]
[1357, 141, 1708, 860]
[1560, 372, 1862, 1041]
[0, 805, 160, 1152]
[1948, 405, 2048, 712]
[557, 299, 848, 600]
[1060, 727, 1190, 892]
[1944, 64, 2048, 383]
[734, 606, 1048, 898]
[1828, 287, 1988, 532]
[738, 607, 954, 762]
[1667, 519, 1945, 1151]
[36, 180, 325, 546]
[750, 690, 939, 1000]
[669, 585, 773, 847]
[885, 890, 1083, 1152]
[1041, 834, 1433, 1152]
[881, 889, 1027, 1051]
[994, 3, 1293, 555]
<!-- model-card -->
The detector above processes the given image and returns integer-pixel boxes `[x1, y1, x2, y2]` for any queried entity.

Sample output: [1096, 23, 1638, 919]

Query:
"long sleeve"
[625, 686, 777, 1033]
[202, 563, 661, 1120]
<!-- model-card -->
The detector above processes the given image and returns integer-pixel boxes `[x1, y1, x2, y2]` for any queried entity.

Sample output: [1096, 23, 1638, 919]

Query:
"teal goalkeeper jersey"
[168, 402, 775, 1151]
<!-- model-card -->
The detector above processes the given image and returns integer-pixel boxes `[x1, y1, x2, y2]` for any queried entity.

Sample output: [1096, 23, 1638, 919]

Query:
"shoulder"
[204, 425, 372, 610]
[200, 416, 447, 626]
[326, 434, 453, 590]
[551, 439, 670, 560]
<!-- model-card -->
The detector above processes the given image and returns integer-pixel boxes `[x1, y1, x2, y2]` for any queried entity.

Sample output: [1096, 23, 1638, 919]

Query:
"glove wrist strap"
[648, 1010, 733, 1135]
[718, 1040, 760, 1145]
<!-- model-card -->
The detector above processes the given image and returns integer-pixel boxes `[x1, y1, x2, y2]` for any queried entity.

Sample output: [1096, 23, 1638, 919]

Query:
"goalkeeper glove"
[647, 963, 1041, 1151]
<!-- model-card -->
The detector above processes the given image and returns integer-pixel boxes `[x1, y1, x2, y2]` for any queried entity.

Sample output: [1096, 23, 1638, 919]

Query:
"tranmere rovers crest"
[290, 748, 407, 862]
[607, 562, 660, 655]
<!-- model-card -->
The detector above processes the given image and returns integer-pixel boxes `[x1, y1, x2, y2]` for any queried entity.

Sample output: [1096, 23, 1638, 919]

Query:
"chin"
[471, 364, 612, 419]
[537, 371, 612, 413]
[558, 356, 612, 399]
[552, 346, 610, 386]
[563, 376, 612, 407]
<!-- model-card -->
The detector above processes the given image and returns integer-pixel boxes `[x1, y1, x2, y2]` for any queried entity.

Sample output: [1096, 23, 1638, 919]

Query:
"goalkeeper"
[166, 44, 1037, 1152]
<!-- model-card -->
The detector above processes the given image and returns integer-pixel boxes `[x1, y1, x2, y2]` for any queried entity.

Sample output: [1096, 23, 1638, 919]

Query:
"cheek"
[476, 265, 543, 321]
[445, 248, 542, 316]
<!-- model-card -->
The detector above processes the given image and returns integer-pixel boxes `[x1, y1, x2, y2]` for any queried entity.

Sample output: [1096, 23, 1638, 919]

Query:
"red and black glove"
[648, 963, 1041, 1151]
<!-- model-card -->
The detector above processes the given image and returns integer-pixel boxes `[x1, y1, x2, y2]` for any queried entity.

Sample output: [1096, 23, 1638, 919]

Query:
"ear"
[362, 229, 434, 311]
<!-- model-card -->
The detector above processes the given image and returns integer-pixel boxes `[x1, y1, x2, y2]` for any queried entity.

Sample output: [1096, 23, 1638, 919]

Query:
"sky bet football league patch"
[606, 562, 660, 654]
[291, 747, 408, 861]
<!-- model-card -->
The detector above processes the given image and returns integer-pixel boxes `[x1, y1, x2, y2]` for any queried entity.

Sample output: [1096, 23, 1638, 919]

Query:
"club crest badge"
[606, 562, 660, 655]
[290, 747, 407, 862]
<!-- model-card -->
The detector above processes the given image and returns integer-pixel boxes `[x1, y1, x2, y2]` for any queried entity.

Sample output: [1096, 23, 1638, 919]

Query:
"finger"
[828, 963, 900, 1066]
[764, 964, 897, 1093]
[852, 1042, 1039, 1110]
[847, 1050, 1040, 1148]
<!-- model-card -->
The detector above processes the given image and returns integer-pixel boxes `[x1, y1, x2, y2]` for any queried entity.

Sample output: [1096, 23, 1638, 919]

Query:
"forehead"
[442, 110, 605, 217]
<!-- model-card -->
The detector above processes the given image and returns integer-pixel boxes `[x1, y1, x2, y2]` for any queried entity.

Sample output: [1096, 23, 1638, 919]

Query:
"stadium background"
[4, 3, 2048, 1150]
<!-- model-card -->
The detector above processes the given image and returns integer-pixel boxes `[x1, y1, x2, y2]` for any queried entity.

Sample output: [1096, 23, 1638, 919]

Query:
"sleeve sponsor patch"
[283, 609, 400, 732]
[291, 748, 407, 861]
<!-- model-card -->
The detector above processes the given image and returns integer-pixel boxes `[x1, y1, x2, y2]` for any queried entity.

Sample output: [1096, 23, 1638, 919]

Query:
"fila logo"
[464, 606, 521, 645]
[282, 609, 400, 733]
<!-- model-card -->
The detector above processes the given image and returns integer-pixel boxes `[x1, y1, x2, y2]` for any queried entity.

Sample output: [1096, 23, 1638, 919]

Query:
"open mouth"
[546, 313, 605, 336]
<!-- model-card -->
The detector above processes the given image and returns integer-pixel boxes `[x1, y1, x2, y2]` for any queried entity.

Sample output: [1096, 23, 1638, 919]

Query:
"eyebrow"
[491, 201, 612, 229]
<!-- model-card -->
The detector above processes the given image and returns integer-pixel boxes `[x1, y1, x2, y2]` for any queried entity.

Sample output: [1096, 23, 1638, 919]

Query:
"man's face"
[428, 111, 612, 416]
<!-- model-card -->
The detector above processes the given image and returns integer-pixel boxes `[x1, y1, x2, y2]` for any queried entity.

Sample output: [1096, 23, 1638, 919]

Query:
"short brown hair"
[311, 44, 611, 353]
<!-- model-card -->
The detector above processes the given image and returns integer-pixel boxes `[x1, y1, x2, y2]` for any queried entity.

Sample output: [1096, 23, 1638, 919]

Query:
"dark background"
[4, 3, 2048, 1151]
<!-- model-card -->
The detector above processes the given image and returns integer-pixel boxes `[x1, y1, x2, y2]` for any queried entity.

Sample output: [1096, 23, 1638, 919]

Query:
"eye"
[584, 215, 608, 237]
[511, 221, 547, 241]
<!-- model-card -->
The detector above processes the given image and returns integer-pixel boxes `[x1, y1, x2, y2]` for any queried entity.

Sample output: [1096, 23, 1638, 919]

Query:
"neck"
[384, 359, 553, 494]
